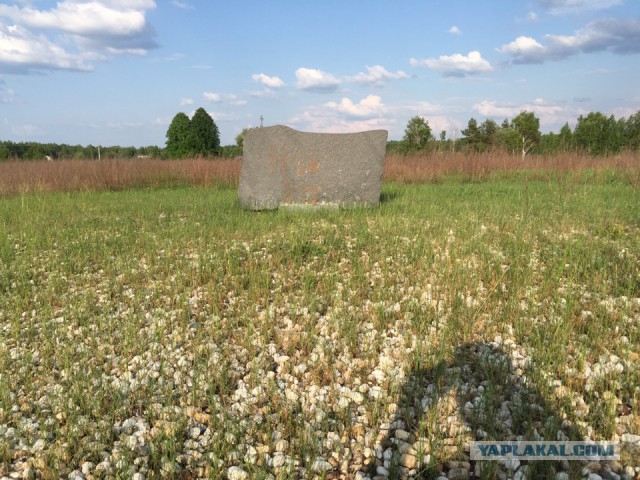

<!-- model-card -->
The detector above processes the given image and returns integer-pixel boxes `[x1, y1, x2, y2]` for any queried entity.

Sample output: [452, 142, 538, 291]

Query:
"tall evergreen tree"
[558, 123, 573, 152]
[165, 108, 221, 158]
[165, 112, 193, 158]
[480, 119, 499, 151]
[190, 107, 220, 156]
[461, 118, 481, 151]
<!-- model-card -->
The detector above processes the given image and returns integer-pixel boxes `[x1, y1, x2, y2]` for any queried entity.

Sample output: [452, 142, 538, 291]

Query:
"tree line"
[389, 110, 640, 157]
[2, 108, 639, 161]
[0, 108, 239, 161]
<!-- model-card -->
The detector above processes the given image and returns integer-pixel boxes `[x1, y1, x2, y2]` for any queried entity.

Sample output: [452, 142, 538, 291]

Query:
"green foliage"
[190, 107, 221, 156]
[235, 128, 250, 149]
[165, 108, 221, 158]
[512, 111, 541, 159]
[220, 145, 243, 158]
[165, 112, 193, 158]
[386, 140, 411, 154]
[0, 141, 160, 160]
[496, 125, 520, 154]
[559, 123, 574, 151]
[402, 116, 432, 152]
[480, 119, 499, 150]
[461, 118, 481, 151]
[574, 112, 625, 156]
[623, 111, 640, 150]
[461, 118, 501, 152]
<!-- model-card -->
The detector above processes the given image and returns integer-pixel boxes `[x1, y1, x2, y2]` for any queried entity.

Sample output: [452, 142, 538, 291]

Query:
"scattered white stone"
[621, 433, 640, 445]
[350, 391, 365, 404]
[273, 452, 286, 468]
[311, 458, 333, 472]
[376, 465, 389, 476]
[285, 389, 299, 402]
[31, 439, 45, 453]
[399, 453, 417, 469]
[22, 469, 35, 480]
[80, 462, 94, 476]
[274, 439, 288, 452]
[227, 466, 249, 480]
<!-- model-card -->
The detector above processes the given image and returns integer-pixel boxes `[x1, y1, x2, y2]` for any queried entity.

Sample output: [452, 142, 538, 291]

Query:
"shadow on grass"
[379, 188, 402, 204]
[372, 342, 586, 480]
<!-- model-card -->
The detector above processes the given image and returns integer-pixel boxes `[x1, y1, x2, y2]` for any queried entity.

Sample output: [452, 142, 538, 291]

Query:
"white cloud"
[473, 99, 567, 128]
[203, 92, 222, 103]
[449, 26, 461, 35]
[295, 67, 340, 91]
[405, 101, 445, 115]
[497, 36, 547, 63]
[289, 109, 393, 134]
[325, 95, 386, 118]
[248, 88, 277, 98]
[0, 1, 154, 36]
[252, 73, 285, 88]
[0, 0, 157, 74]
[539, 0, 622, 15]
[346, 65, 410, 86]
[203, 92, 247, 106]
[528, 11, 539, 21]
[201, 111, 240, 122]
[612, 105, 640, 119]
[498, 19, 640, 64]
[180, 97, 193, 106]
[172, 1, 194, 9]
[289, 94, 393, 133]
[410, 51, 493, 77]
[0, 23, 93, 73]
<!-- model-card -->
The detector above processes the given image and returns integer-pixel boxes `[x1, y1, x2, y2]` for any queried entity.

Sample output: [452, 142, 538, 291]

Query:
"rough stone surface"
[238, 125, 387, 210]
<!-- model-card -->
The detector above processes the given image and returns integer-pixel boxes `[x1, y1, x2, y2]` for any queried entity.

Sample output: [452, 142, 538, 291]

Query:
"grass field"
[1, 170, 639, 479]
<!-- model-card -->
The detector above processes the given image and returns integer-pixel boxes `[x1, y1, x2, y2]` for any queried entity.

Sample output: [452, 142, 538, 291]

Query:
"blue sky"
[1, 0, 639, 147]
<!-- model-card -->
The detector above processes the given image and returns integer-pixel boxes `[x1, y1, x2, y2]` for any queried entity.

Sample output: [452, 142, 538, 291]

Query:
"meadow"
[0, 155, 639, 480]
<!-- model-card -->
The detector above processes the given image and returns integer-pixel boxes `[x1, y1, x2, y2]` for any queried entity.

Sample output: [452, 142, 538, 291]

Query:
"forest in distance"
[2, 109, 640, 161]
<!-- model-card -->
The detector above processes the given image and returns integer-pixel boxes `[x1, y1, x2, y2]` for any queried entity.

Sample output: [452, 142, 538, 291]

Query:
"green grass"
[0, 174, 639, 478]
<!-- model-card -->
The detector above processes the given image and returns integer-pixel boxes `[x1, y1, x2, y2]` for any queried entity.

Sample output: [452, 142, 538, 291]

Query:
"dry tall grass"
[383, 150, 640, 183]
[0, 158, 241, 196]
[0, 151, 638, 196]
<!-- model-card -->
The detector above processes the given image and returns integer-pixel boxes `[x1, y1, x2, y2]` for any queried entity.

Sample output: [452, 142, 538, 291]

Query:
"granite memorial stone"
[238, 125, 387, 210]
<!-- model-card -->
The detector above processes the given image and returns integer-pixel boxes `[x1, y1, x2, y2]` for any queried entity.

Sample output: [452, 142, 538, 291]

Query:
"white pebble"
[227, 466, 249, 480]
[311, 458, 333, 472]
